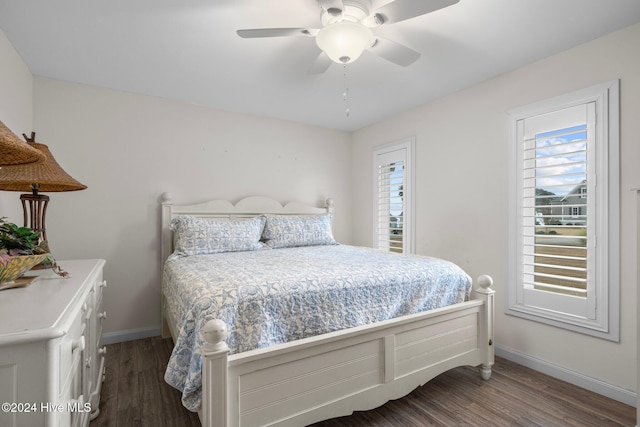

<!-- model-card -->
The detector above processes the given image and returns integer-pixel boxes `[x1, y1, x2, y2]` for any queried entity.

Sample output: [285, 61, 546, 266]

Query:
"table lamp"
[0, 132, 86, 242]
[0, 120, 45, 166]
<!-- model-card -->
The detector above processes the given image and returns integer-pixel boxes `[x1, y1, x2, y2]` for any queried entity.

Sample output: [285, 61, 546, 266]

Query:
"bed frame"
[160, 193, 495, 427]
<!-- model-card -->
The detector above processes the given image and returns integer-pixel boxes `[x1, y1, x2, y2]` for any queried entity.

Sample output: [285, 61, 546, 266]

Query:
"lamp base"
[20, 192, 49, 241]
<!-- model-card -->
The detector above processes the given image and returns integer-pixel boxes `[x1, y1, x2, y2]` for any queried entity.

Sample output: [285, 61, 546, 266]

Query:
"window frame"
[372, 137, 415, 254]
[506, 80, 620, 341]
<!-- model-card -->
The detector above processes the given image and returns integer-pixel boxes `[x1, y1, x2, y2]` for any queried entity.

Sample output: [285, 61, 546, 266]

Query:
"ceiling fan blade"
[308, 52, 333, 74]
[317, 0, 344, 15]
[373, 0, 459, 24]
[237, 28, 313, 38]
[368, 38, 421, 66]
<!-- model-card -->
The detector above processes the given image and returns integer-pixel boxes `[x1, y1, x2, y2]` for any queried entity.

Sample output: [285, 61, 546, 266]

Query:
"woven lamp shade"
[0, 120, 45, 166]
[0, 139, 86, 192]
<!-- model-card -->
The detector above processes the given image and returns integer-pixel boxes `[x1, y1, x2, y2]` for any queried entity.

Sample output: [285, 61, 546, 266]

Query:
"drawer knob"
[98, 346, 107, 356]
[85, 356, 92, 368]
[99, 311, 107, 320]
[99, 280, 107, 289]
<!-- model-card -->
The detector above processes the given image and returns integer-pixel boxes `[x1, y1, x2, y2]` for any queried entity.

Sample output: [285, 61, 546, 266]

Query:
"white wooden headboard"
[160, 192, 334, 263]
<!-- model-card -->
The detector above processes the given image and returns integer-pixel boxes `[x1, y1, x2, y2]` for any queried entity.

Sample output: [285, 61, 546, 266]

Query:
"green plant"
[0, 217, 68, 277]
[0, 217, 47, 256]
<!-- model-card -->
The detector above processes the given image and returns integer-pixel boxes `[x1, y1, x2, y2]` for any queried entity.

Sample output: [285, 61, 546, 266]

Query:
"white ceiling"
[1, 0, 639, 131]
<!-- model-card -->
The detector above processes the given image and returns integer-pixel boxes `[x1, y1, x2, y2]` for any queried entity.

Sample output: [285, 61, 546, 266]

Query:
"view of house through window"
[528, 124, 588, 298]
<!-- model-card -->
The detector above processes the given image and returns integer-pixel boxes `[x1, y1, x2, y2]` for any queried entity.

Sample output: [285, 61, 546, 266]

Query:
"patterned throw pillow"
[170, 215, 266, 256]
[262, 214, 337, 249]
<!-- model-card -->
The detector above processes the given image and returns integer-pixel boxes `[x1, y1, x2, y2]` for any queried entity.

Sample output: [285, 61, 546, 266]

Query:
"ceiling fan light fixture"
[316, 21, 374, 64]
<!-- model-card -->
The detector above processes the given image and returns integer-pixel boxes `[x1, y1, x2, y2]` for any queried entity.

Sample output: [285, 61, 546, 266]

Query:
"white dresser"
[0, 259, 107, 427]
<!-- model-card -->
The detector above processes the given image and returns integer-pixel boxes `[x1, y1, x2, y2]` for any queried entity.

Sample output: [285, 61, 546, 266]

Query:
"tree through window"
[373, 138, 414, 254]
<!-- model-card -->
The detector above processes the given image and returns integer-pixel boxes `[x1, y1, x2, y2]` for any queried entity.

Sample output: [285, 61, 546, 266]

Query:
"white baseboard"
[496, 344, 637, 407]
[101, 326, 161, 345]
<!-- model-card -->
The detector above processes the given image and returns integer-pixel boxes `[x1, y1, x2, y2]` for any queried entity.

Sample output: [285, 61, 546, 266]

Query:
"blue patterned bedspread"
[162, 245, 471, 411]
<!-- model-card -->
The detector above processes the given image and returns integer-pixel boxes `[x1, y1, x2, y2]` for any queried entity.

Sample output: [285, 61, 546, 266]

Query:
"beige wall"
[0, 27, 33, 218]
[0, 29, 32, 133]
[351, 23, 640, 394]
[17, 78, 352, 338]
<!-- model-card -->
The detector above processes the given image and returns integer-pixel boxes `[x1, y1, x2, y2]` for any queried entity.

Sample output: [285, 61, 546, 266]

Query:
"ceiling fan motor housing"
[320, 0, 372, 26]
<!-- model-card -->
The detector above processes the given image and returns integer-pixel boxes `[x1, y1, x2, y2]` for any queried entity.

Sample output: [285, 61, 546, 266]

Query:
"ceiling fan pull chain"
[343, 64, 350, 117]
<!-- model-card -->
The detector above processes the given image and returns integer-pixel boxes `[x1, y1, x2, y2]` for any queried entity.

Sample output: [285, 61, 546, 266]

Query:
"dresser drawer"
[59, 297, 90, 395]
[58, 346, 86, 427]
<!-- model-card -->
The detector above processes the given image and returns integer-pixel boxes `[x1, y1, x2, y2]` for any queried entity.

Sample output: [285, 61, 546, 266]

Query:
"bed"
[160, 193, 494, 427]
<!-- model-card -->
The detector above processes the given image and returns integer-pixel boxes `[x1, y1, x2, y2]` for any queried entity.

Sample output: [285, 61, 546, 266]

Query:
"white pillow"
[170, 215, 266, 255]
[262, 214, 337, 249]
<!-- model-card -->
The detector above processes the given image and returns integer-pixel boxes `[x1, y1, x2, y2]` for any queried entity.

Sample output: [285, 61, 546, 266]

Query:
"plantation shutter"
[374, 141, 412, 254]
[508, 80, 619, 340]
[518, 102, 596, 319]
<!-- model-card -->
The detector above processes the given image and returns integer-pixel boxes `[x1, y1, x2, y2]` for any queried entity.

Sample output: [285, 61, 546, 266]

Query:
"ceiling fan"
[237, 0, 460, 73]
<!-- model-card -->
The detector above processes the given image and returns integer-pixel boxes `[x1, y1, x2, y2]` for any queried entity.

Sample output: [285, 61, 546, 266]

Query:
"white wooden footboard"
[199, 275, 494, 427]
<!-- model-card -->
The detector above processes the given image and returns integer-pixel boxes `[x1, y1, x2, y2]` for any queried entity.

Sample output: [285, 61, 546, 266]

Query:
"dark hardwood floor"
[90, 337, 635, 427]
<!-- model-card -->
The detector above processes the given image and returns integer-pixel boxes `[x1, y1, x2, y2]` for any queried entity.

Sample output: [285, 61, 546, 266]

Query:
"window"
[373, 138, 414, 254]
[507, 81, 620, 341]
